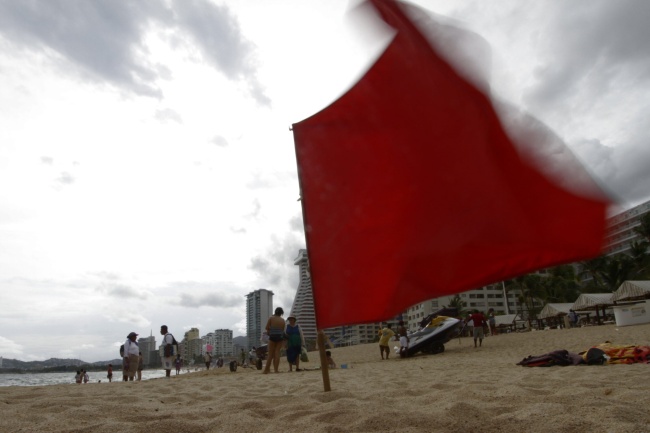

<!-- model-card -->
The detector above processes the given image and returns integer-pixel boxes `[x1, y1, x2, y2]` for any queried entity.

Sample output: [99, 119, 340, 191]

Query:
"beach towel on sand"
[582, 343, 650, 365]
[517, 349, 584, 367]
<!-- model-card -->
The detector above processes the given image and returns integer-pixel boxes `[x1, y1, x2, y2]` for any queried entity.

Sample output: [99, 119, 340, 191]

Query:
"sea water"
[0, 369, 172, 387]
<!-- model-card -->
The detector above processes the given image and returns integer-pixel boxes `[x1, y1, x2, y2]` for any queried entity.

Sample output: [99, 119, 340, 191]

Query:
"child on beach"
[75, 370, 82, 384]
[107, 364, 113, 382]
[326, 350, 336, 369]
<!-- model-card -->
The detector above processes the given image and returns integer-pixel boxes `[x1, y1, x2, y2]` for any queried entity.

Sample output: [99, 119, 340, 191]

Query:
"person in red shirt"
[466, 311, 487, 348]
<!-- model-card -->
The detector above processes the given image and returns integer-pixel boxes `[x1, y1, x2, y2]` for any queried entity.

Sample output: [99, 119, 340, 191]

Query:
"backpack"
[119, 344, 125, 357]
[164, 333, 178, 357]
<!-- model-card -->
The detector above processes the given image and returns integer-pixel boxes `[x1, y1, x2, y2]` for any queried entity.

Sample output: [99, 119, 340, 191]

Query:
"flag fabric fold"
[292, 0, 611, 329]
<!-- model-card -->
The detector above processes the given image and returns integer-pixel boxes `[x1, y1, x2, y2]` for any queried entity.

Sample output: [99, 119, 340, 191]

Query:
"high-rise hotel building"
[246, 288, 274, 350]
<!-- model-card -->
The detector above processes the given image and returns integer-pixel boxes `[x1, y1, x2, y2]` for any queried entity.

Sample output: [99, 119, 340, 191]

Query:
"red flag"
[292, 0, 611, 329]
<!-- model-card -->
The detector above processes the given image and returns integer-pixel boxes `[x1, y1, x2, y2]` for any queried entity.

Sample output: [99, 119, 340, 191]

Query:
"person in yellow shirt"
[378, 323, 395, 360]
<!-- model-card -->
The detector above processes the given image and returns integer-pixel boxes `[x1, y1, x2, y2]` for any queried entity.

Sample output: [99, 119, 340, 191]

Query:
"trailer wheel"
[423, 343, 444, 354]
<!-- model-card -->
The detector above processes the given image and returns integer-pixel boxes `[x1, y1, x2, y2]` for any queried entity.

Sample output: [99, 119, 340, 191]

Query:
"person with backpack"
[123, 332, 140, 381]
[160, 325, 177, 378]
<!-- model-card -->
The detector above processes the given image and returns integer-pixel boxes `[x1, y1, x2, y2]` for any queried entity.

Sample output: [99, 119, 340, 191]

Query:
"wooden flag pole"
[317, 330, 331, 392]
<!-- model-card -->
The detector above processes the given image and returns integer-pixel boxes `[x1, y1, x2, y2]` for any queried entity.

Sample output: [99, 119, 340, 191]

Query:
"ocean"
[0, 369, 174, 387]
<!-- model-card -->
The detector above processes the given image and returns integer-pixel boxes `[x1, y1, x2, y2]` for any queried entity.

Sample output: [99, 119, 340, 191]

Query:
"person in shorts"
[378, 323, 395, 360]
[467, 310, 487, 348]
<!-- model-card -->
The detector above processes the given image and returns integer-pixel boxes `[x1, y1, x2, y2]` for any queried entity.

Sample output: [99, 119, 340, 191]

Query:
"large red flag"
[292, 0, 611, 329]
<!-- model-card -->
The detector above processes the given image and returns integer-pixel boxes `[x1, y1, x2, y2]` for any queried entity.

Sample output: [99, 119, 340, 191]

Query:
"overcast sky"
[1, 0, 648, 362]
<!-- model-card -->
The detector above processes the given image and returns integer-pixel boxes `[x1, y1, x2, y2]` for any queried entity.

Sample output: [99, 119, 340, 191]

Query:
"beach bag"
[583, 348, 607, 365]
[268, 328, 285, 342]
[119, 344, 125, 357]
[300, 346, 309, 363]
[229, 360, 238, 372]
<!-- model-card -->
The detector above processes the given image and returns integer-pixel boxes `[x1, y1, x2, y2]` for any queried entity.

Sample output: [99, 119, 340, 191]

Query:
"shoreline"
[1, 322, 649, 432]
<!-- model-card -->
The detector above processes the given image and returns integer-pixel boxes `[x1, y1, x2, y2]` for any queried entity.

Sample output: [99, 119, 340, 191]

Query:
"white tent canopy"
[571, 293, 614, 311]
[494, 314, 520, 326]
[538, 303, 573, 319]
[612, 281, 650, 302]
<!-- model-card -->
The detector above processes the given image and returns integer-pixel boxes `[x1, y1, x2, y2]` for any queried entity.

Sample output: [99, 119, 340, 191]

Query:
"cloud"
[210, 135, 229, 147]
[171, 0, 270, 106]
[0, 336, 24, 356]
[0, 0, 268, 102]
[523, 1, 650, 114]
[173, 281, 245, 308]
[40, 156, 54, 164]
[113, 312, 150, 329]
[155, 108, 183, 124]
[0, 1, 166, 97]
[179, 292, 242, 308]
[249, 230, 305, 307]
[55, 171, 75, 185]
[96, 282, 150, 300]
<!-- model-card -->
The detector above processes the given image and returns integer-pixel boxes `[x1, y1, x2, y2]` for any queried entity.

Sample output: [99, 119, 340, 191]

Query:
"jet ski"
[403, 307, 463, 357]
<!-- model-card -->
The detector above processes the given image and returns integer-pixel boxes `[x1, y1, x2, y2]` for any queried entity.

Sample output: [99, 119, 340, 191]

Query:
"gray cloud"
[249, 232, 305, 307]
[210, 135, 229, 147]
[170, 0, 270, 106]
[96, 282, 149, 300]
[174, 281, 244, 308]
[155, 108, 183, 124]
[0, 0, 269, 102]
[40, 156, 54, 164]
[55, 171, 74, 185]
[288, 214, 304, 232]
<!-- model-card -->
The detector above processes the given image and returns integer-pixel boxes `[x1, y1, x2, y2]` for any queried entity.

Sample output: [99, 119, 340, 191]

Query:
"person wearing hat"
[285, 314, 305, 372]
[124, 332, 140, 381]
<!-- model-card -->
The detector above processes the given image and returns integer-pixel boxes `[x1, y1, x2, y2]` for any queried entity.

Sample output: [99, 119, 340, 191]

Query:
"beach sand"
[1, 322, 649, 433]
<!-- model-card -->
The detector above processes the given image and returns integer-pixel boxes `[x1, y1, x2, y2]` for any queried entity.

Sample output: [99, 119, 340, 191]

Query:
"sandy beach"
[1, 323, 649, 433]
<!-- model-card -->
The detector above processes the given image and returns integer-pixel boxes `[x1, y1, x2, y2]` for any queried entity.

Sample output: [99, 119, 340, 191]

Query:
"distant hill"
[233, 336, 247, 348]
[0, 357, 121, 372]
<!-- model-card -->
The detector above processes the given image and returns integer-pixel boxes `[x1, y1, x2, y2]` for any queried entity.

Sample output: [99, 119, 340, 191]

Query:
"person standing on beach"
[263, 307, 286, 374]
[124, 332, 140, 381]
[487, 308, 497, 336]
[175, 355, 182, 375]
[75, 370, 82, 384]
[285, 314, 305, 372]
[569, 309, 579, 328]
[467, 310, 487, 348]
[204, 352, 212, 370]
[160, 325, 175, 378]
[107, 364, 113, 382]
[398, 321, 409, 357]
[137, 351, 144, 381]
[378, 323, 395, 360]
[82, 369, 89, 384]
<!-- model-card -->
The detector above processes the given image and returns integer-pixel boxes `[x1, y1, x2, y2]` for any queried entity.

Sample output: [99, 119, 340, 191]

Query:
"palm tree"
[510, 274, 546, 327]
[600, 255, 634, 292]
[628, 240, 649, 279]
[447, 294, 467, 317]
[545, 265, 581, 302]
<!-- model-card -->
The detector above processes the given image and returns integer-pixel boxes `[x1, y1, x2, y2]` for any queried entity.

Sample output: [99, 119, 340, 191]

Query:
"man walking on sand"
[467, 310, 487, 348]
[160, 325, 176, 378]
